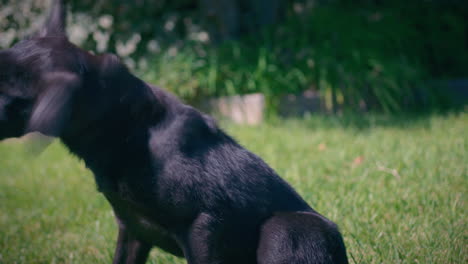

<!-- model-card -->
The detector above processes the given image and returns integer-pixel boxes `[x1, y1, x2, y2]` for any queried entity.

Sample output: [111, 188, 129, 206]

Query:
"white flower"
[98, 15, 113, 29]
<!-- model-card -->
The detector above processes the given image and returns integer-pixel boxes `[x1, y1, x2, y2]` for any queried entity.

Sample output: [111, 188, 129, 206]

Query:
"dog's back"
[146, 103, 348, 263]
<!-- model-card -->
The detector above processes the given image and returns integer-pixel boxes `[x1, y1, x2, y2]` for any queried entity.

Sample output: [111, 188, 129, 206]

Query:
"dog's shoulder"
[149, 104, 224, 156]
[177, 106, 219, 135]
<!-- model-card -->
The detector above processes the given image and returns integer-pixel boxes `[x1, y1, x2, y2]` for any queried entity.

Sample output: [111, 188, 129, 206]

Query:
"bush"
[1, 0, 466, 113]
[141, 1, 467, 113]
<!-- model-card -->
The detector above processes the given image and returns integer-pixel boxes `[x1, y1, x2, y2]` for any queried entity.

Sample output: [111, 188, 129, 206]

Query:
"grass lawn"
[0, 113, 466, 263]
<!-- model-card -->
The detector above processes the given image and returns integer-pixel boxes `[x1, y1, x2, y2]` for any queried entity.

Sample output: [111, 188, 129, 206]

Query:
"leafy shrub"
[1, 0, 466, 113]
[141, 1, 467, 113]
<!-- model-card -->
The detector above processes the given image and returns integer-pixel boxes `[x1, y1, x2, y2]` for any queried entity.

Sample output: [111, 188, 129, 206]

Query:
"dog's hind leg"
[112, 221, 152, 264]
[256, 212, 348, 264]
[176, 212, 258, 264]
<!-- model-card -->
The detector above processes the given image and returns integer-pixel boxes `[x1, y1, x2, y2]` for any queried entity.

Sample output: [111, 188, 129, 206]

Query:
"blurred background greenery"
[1, 0, 467, 115]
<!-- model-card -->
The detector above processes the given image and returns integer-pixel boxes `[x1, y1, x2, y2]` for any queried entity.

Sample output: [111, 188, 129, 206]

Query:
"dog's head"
[0, 0, 81, 140]
[0, 0, 133, 141]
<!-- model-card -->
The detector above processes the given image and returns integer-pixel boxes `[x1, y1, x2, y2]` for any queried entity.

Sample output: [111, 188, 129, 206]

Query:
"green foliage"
[140, 1, 467, 113]
[1, 113, 467, 263]
[1, 0, 466, 113]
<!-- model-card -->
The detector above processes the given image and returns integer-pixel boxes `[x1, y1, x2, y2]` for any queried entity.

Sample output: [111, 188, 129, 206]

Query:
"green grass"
[0, 113, 466, 263]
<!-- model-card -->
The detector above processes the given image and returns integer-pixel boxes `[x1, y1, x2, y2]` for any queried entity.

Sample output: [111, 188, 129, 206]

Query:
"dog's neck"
[59, 65, 179, 190]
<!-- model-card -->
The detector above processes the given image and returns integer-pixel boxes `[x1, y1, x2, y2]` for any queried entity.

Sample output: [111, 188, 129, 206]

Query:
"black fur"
[0, 1, 348, 263]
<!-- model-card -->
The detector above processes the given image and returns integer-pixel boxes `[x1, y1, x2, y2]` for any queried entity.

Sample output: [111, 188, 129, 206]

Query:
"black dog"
[0, 1, 348, 263]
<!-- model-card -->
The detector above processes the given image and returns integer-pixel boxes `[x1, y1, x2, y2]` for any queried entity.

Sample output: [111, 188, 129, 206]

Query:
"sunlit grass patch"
[0, 113, 466, 263]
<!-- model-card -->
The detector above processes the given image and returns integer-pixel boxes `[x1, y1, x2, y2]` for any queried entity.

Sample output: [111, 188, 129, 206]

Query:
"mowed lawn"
[0, 113, 466, 264]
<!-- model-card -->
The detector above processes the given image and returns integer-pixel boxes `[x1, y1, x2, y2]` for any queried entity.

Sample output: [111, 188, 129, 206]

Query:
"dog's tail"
[40, 0, 67, 37]
[257, 211, 348, 264]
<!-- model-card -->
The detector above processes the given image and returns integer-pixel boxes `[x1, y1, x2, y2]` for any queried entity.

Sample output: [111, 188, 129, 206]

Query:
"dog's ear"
[38, 0, 67, 37]
[27, 72, 80, 137]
